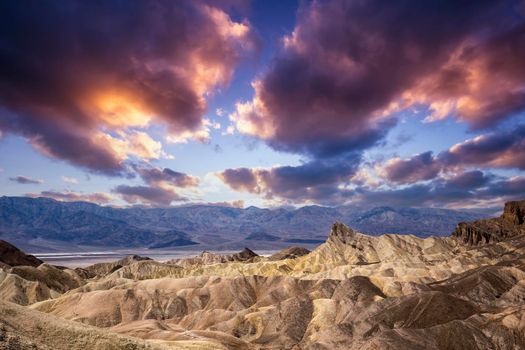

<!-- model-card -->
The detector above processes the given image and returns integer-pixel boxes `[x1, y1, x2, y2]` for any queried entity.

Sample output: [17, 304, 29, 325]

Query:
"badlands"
[1, 200, 525, 349]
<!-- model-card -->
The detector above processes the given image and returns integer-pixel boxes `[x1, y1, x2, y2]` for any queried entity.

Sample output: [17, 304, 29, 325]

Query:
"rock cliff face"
[502, 200, 525, 225]
[452, 200, 525, 245]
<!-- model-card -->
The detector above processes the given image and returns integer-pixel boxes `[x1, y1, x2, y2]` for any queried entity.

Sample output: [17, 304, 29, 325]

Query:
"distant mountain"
[0, 196, 494, 251]
[348, 206, 496, 237]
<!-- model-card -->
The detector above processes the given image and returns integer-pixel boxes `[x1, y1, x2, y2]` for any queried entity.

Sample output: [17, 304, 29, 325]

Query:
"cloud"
[218, 168, 259, 193]
[380, 126, 525, 184]
[353, 171, 525, 208]
[27, 190, 112, 204]
[231, 0, 525, 159]
[113, 185, 187, 206]
[444, 170, 494, 190]
[222, 125, 236, 136]
[441, 125, 525, 170]
[216, 108, 225, 117]
[0, 1, 255, 175]
[114, 164, 200, 206]
[61, 176, 79, 184]
[476, 176, 525, 198]
[381, 151, 442, 184]
[200, 200, 245, 208]
[218, 153, 524, 207]
[413, 23, 525, 128]
[217, 153, 359, 204]
[133, 164, 199, 188]
[9, 176, 43, 185]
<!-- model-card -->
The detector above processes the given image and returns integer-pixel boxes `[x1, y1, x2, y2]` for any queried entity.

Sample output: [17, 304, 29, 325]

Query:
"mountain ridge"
[0, 196, 495, 251]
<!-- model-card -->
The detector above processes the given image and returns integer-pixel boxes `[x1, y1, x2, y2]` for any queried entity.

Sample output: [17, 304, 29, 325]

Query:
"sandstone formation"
[2, 200, 525, 349]
[0, 300, 169, 350]
[0, 263, 84, 305]
[453, 200, 525, 245]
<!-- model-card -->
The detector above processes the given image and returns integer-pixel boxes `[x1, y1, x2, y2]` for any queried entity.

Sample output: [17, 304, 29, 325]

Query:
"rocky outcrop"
[167, 247, 258, 267]
[0, 263, 85, 305]
[82, 255, 152, 278]
[0, 240, 42, 268]
[268, 246, 310, 260]
[502, 200, 525, 225]
[328, 221, 356, 244]
[452, 200, 525, 245]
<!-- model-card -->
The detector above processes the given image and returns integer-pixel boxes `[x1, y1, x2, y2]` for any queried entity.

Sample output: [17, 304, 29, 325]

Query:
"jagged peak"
[328, 221, 356, 244]
[240, 247, 257, 256]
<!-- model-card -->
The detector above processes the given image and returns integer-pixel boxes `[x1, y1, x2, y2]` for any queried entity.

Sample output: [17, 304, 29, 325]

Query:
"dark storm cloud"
[232, 0, 525, 157]
[9, 175, 43, 185]
[0, 0, 254, 174]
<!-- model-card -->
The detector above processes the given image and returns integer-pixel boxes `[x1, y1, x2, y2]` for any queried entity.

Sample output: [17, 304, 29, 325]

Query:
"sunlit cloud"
[61, 176, 79, 184]
[231, 0, 524, 158]
[0, 0, 256, 175]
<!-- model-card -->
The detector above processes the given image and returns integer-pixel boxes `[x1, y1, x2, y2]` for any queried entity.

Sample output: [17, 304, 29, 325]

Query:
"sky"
[0, 0, 525, 209]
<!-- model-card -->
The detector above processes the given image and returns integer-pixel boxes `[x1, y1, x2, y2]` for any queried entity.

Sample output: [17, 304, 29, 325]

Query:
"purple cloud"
[218, 154, 359, 204]
[381, 126, 525, 184]
[113, 185, 187, 206]
[232, 0, 525, 158]
[27, 190, 112, 204]
[133, 164, 199, 188]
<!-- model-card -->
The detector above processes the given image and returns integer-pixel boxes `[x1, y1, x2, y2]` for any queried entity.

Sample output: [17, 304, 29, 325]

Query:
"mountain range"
[0, 196, 496, 251]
